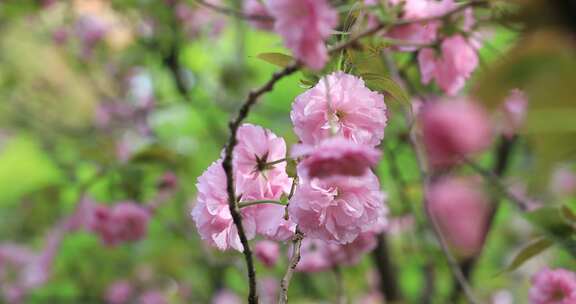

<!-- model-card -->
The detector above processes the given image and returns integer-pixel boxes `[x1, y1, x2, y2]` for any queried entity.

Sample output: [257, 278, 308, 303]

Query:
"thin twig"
[424, 198, 480, 304]
[279, 230, 304, 304]
[333, 266, 346, 304]
[463, 157, 530, 211]
[405, 118, 479, 303]
[193, 0, 274, 22]
[238, 200, 285, 208]
[451, 137, 517, 300]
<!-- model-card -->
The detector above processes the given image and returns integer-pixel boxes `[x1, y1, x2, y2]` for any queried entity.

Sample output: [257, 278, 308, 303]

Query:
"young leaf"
[561, 205, 576, 223]
[256, 52, 294, 68]
[362, 73, 411, 105]
[498, 237, 553, 274]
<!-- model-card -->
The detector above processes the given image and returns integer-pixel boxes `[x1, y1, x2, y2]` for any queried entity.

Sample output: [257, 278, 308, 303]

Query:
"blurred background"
[0, 0, 575, 303]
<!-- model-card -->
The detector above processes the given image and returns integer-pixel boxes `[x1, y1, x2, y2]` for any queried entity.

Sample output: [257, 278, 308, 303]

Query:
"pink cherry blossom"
[529, 268, 576, 304]
[268, 0, 338, 70]
[418, 35, 479, 95]
[234, 124, 295, 240]
[105, 280, 133, 304]
[234, 123, 292, 199]
[294, 137, 381, 179]
[500, 89, 528, 138]
[386, 0, 457, 51]
[291, 72, 388, 147]
[420, 98, 492, 168]
[254, 240, 280, 268]
[193, 124, 297, 250]
[192, 160, 257, 251]
[288, 171, 387, 244]
[244, 0, 274, 31]
[426, 176, 490, 258]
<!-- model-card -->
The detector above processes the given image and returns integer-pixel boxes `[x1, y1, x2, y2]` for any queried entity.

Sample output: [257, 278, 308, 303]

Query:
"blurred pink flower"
[500, 89, 528, 138]
[529, 268, 576, 304]
[268, 0, 338, 70]
[386, 0, 457, 51]
[89, 202, 150, 246]
[157, 171, 178, 191]
[296, 231, 381, 272]
[294, 137, 381, 179]
[294, 239, 332, 272]
[258, 277, 279, 304]
[358, 291, 385, 304]
[111, 203, 150, 242]
[176, 2, 227, 38]
[426, 176, 490, 258]
[52, 27, 69, 45]
[139, 290, 167, 304]
[420, 98, 492, 168]
[291, 72, 388, 147]
[244, 0, 274, 31]
[418, 35, 479, 95]
[105, 280, 133, 304]
[254, 240, 280, 268]
[288, 172, 387, 244]
[550, 166, 576, 197]
[212, 289, 242, 304]
[0, 221, 68, 303]
[75, 14, 109, 58]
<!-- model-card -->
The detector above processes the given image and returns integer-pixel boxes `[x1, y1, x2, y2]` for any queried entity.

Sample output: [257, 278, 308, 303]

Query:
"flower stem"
[265, 158, 288, 167]
[238, 200, 286, 208]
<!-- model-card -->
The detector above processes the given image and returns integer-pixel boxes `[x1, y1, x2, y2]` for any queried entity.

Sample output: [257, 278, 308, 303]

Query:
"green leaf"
[561, 205, 576, 223]
[130, 144, 180, 167]
[362, 73, 411, 105]
[525, 206, 576, 257]
[286, 158, 298, 178]
[345, 42, 389, 77]
[256, 52, 294, 68]
[499, 237, 553, 274]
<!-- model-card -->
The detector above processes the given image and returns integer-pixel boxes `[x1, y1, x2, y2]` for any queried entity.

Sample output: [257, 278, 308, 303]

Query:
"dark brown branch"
[371, 234, 402, 302]
[279, 230, 304, 304]
[221, 64, 300, 304]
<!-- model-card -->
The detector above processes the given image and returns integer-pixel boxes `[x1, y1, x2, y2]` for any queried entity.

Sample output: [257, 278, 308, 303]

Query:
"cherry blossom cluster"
[192, 72, 389, 269]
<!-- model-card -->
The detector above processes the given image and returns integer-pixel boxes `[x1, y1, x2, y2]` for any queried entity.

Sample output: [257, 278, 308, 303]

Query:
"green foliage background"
[0, 0, 575, 303]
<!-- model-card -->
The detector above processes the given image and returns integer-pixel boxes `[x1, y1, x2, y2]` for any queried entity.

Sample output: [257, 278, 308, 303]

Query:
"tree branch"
[279, 229, 304, 304]
[371, 233, 402, 302]
[451, 136, 517, 300]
